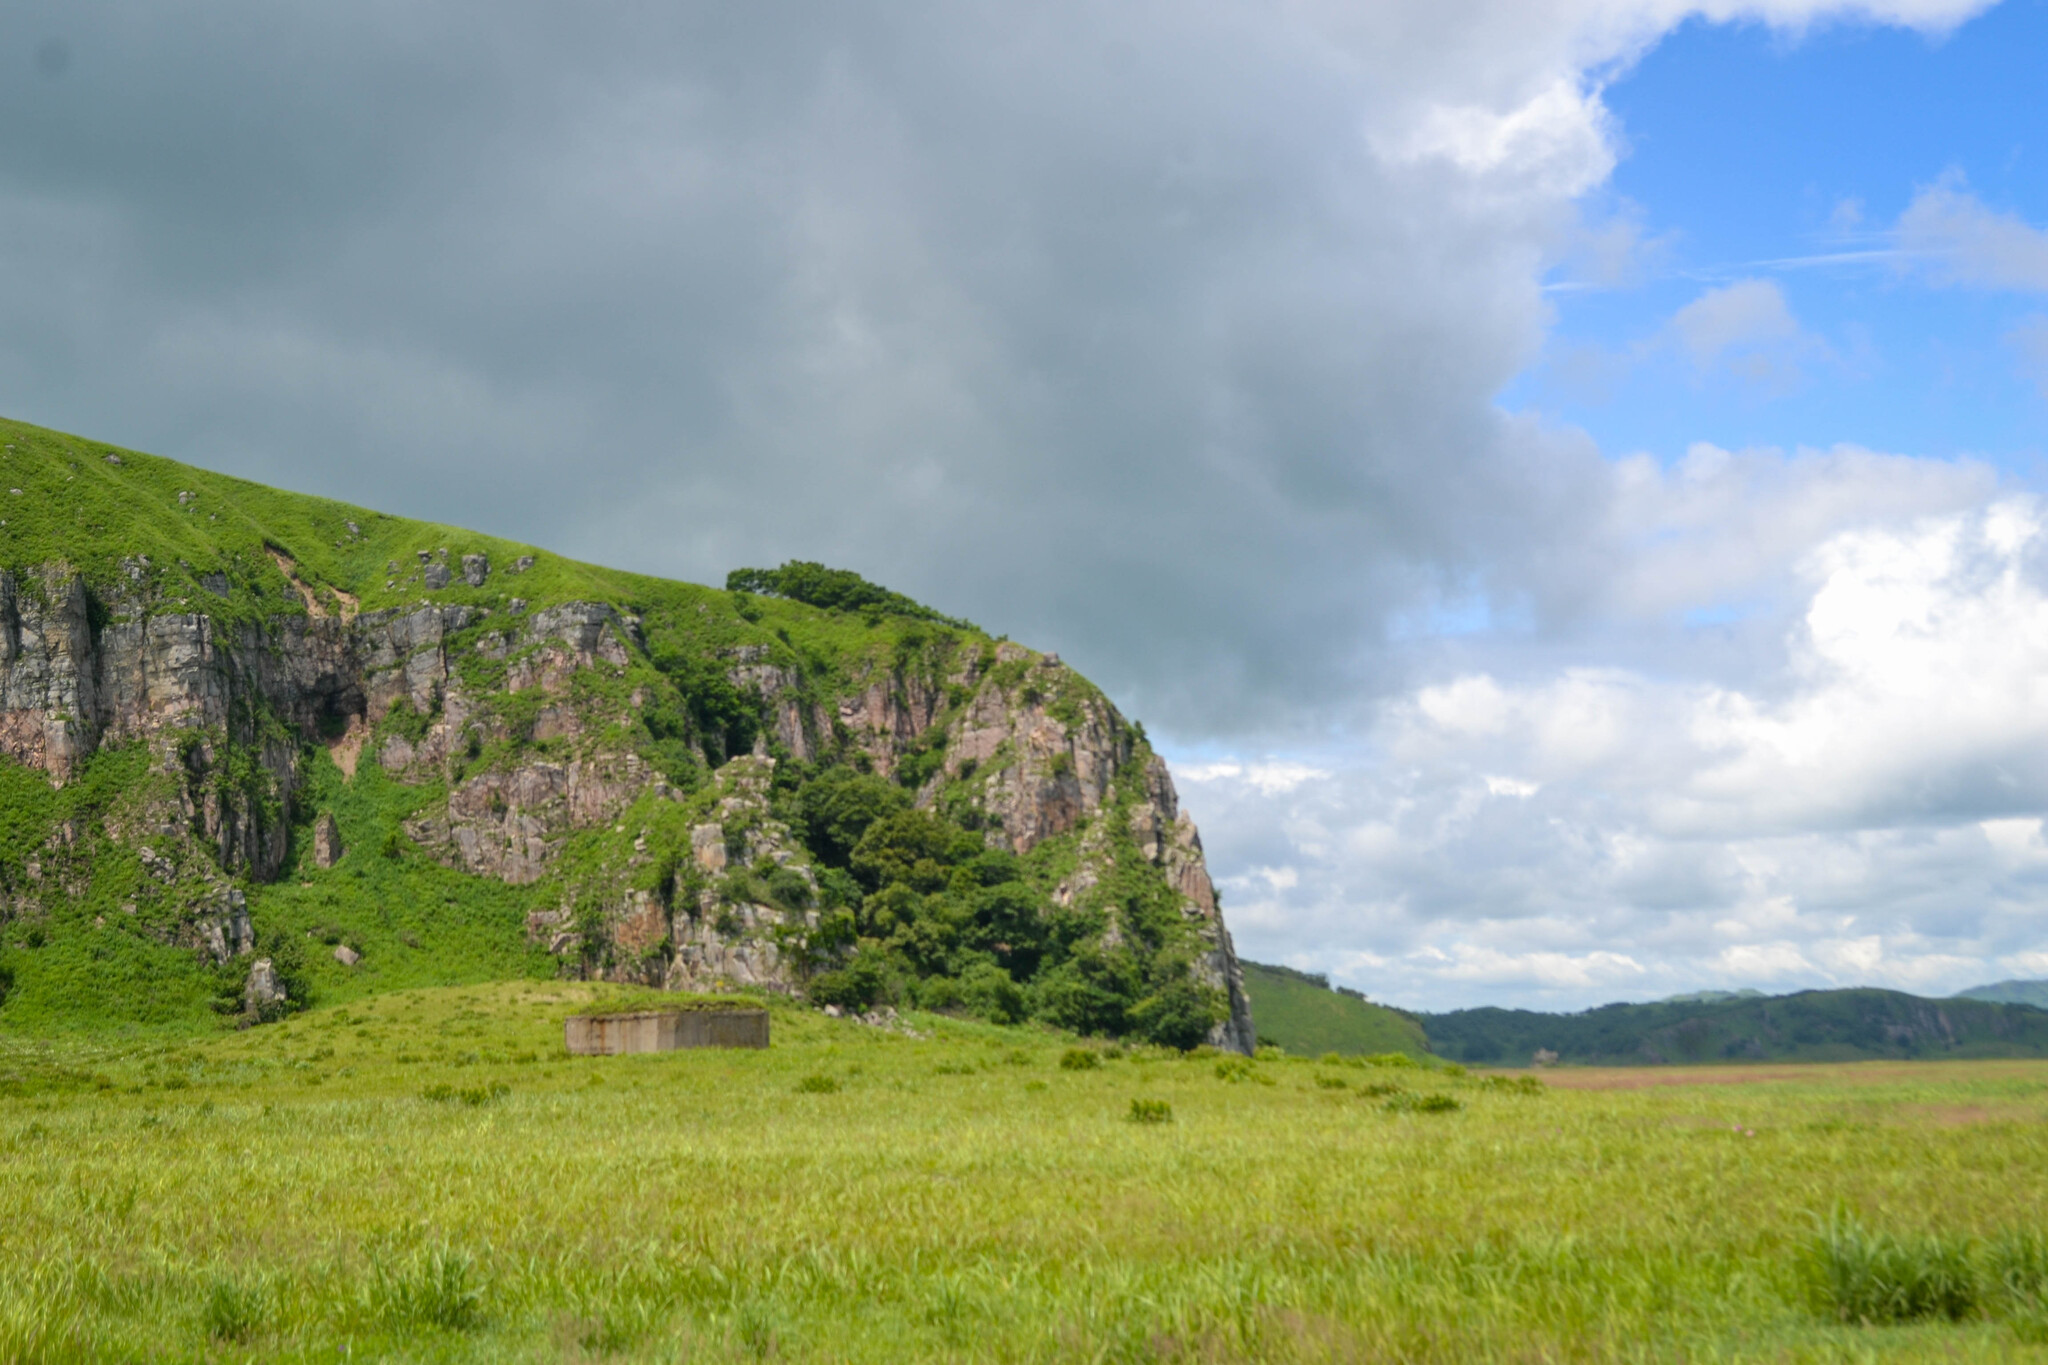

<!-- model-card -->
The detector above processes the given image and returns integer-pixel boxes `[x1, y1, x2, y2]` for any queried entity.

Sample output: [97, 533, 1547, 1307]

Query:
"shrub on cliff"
[725, 561, 971, 628]
[799, 769, 909, 868]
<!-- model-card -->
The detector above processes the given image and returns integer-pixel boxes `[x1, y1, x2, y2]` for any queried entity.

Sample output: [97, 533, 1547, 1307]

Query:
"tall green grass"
[6, 984, 2048, 1360]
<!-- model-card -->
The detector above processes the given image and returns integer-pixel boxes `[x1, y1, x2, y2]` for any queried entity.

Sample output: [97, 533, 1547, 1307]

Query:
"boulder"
[461, 553, 490, 587]
[245, 958, 286, 1014]
[423, 564, 452, 590]
[334, 944, 361, 967]
[312, 811, 343, 869]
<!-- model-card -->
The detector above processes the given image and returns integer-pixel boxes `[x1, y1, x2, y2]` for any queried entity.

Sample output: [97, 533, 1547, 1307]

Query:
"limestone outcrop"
[0, 566, 1252, 1050]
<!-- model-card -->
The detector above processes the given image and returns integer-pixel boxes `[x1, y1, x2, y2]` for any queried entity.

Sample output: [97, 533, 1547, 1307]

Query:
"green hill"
[1238, 961, 1429, 1057]
[1954, 979, 2048, 1008]
[0, 415, 1255, 1049]
[1422, 988, 2048, 1067]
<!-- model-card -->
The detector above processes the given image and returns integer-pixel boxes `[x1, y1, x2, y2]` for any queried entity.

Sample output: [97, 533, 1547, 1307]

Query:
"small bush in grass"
[1385, 1092, 1459, 1114]
[1363, 1053, 1417, 1069]
[1359, 1081, 1404, 1098]
[203, 1277, 265, 1343]
[1128, 1098, 1173, 1124]
[1214, 1056, 1274, 1085]
[1809, 1209, 1977, 1324]
[1478, 1074, 1545, 1095]
[796, 1074, 840, 1094]
[1314, 1074, 1349, 1090]
[368, 1247, 487, 1332]
[1059, 1048, 1101, 1072]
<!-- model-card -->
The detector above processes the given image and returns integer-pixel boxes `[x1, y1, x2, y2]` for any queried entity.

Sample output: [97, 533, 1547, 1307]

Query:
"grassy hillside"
[1239, 961, 1429, 1057]
[0, 415, 1240, 1048]
[1956, 979, 2048, 1008]
[1423, 987, 2048, 1067]
[6, 986, 2048, 1360]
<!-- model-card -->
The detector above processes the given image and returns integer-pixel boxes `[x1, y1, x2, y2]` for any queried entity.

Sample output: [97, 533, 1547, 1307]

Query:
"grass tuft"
[367, 1246, 488, 1333]
[202, 1276, 266, 1343]
[1809, 1208, 1978, 1324]
[1127, 1098, 1173, 1124]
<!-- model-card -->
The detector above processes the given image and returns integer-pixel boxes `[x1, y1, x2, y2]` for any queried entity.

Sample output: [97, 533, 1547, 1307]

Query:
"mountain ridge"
[1420, 987, 2048, 1067]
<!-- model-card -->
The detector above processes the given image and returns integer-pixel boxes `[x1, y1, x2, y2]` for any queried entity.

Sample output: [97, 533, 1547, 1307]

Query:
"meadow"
[4, 987, 2048, 1362]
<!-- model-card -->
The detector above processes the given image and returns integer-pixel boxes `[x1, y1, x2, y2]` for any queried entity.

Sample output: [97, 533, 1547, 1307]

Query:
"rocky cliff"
[0, 417, 1253, 1049]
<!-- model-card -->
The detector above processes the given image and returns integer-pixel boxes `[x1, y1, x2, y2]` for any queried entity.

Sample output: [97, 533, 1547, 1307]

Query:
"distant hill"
[1954, 980, 2048, 1008]
[1660, 989, 1764, 1005]
[1420, 988, 2048, 1067]
[1239, 962, 1429, 1057]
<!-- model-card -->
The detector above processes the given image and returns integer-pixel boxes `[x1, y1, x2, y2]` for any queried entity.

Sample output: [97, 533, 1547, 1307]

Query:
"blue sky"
[1512, 0, 2048, 471]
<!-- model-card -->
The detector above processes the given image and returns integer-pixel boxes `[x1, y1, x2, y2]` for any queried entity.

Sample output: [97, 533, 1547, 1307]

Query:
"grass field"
[6, 988, 2048, 1362]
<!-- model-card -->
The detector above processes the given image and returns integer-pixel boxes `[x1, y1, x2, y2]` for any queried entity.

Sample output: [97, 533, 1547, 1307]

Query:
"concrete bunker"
[565, 1008, 769, 1055]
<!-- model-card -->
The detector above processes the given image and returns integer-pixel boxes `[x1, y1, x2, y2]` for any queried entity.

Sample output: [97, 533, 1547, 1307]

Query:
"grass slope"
[1424, 987, 2048, 1067]
[1239, 960, 1428, 1057]
[5, 988, 2048, 1361]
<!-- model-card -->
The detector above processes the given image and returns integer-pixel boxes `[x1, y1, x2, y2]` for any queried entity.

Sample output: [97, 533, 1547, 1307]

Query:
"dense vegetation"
[5, 984, 2048, 1361]
[724, 560, 977, 629]
[1423, 987, 2048, 1067]
[1238, 960, 1428, 1057]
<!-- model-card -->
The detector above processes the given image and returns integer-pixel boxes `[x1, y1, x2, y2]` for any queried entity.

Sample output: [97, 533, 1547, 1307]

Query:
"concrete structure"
[564, 1008, 770, 1055]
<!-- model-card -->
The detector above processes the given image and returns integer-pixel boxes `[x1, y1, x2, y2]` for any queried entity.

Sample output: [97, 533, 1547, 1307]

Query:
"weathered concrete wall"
[564, 1008, 771, 1054]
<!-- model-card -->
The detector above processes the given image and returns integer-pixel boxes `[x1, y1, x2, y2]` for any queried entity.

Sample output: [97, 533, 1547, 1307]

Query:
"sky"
[4, 0, 2046, 1011]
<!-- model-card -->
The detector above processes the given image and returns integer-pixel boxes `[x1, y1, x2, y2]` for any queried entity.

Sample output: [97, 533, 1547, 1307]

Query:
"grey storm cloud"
[0, 0, 1621, 736]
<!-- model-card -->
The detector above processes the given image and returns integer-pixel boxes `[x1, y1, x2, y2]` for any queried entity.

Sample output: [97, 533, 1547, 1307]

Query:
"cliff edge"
[0, 417, 1253, 1050]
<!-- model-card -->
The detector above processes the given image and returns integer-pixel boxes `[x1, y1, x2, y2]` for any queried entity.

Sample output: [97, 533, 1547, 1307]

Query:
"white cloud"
[1896, 172, 2048, 292]
[1667, 278, 1824, 391]
[1182, 489, 2048, 1011]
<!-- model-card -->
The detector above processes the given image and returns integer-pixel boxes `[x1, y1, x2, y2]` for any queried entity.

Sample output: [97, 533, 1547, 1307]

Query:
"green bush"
[1809, 1210, 1977, 1324]
[1127, 1099, 1173, 1124]
[796, 1074, 840, 1094]
[808, 947, 892, 1011]
[959, 961, 1027, 1026]
[1385, 1093, 1460, 1114]
[798, 769, 910, 868]
[1058, 1048, 1101, 1072]
[1128, 977, 1225, 1052]
[1363, 1053, 1417, 1069]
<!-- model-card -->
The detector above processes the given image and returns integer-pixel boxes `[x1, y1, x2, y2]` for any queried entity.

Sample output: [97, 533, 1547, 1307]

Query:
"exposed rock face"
[0, 561, 1253, 1051]
[312, 812, 343, 869]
